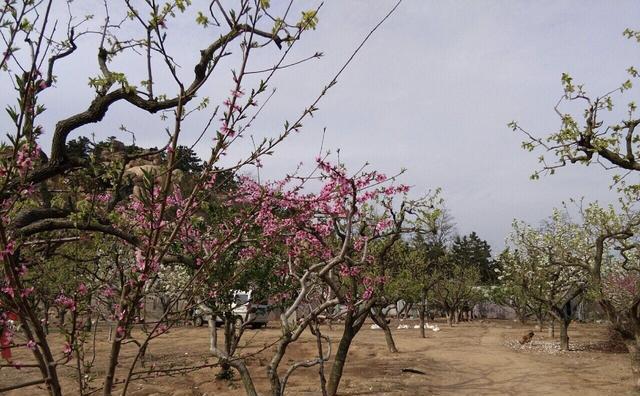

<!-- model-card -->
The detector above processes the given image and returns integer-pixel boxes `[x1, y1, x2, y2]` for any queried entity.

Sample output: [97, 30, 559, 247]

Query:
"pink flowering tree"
[603, 270, 640, 330]
[0, 1, 407, 395]
[231, 158, 424, 396]
[112, 154, 422, 396]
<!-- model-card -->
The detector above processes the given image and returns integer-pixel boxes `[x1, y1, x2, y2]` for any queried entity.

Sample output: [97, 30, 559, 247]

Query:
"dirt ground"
[1, 319, 633, 395]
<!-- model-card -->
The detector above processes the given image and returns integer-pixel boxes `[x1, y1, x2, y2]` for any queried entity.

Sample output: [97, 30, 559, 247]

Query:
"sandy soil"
[1, 319, 633, 395]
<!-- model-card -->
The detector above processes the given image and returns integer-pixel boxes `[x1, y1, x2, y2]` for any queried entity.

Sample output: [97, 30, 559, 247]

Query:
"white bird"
[422, 323, 440, 332]
[370, 324, 380, 330]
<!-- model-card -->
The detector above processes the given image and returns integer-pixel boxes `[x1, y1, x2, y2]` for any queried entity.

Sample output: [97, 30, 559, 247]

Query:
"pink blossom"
[154, 324, 168, 336]
[230, 89, 244, 98]
[77, 283, 88, 296]
[95, 193, 111, 203]
[62, 342, 72, 355]
[54, 294, 76, 312]
[134, 250, 146, 272]
[220, 122, 235, 137]
[15, 144, 38, 176]
[0, 240, 15, 258]
[102, 287, 115, 298]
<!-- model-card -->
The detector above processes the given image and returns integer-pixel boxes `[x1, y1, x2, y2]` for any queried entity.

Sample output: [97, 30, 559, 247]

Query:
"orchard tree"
[0, 1, 407, 395]
[430, 257, 481, 326]
[504, 212, 590, 350]
[494, 249, 549, 329]
[404, 193, 455, 338]
[512, 26, 640, 385]
[572, 201, 640, 382]
[382, 238, 443, 338]
[510, 28, 640, 184]
[367, 239, 408, 352]
[427, 231, 494, 325]
[217, 158, 423, 396]
[365, 190, 447, 345]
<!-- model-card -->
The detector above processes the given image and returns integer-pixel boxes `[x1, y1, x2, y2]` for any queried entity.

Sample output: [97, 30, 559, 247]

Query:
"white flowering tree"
[511, 25, 640, 389]
[502, 211, 590, 350]
[494, 249, 549, 328]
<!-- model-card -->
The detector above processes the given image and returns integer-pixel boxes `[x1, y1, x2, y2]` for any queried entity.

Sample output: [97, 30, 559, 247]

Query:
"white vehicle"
[192, 290, 269, 329]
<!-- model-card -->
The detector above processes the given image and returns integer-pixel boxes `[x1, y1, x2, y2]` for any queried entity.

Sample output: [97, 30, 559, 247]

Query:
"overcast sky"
[7, 1, 640, 252]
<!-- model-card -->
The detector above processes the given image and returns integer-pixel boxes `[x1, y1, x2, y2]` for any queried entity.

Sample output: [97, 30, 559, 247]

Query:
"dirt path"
[338, 321, 631, 395]
[2, 320, 633, 395]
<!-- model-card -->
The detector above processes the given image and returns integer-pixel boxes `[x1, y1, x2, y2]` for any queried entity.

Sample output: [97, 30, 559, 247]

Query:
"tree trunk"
[548, 319, 555, 338]
[629, 313, 640, 390]
[381, 321, 398, 353]
[327, 313, 366, 396]
[630, 339, 640, 390]
[29, 316, 63, 396]
[231, 361, 258, 396]
[446, 312, 452, 327]
[518, 312, 527, 324]
[209, 318, 258, 396]
[327, 323, 355, 396]
[43, 302, 50, 334]
[536, 316, 544, 332]
[159, 297, 170, 316]
[559, 319, 570, 351]
[103, 287, 134, 396]
[208, 318, 218, 351]
[218, 315, 233, 379]
[371, 309, 397, 353]
[103, 337, 122, 396]
[57, 309, 66, 327]
[312, 322, 328, 396]
[404, 303, 413, 319]
[267, 338, 288, 396]
[419, 292, 426, 339]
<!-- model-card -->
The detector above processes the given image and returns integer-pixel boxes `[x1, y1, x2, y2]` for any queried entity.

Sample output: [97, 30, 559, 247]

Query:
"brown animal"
[519, 331, 535, 345]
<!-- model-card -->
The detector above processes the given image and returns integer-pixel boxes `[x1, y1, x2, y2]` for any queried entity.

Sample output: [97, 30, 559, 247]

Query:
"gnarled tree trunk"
[371, 308, 397, 353]
[327, 312, 366, 396]
[559, 318, 570, 351]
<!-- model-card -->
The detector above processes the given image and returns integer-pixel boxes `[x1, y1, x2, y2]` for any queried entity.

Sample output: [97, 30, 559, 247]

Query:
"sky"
[4, 0, 640, 252]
